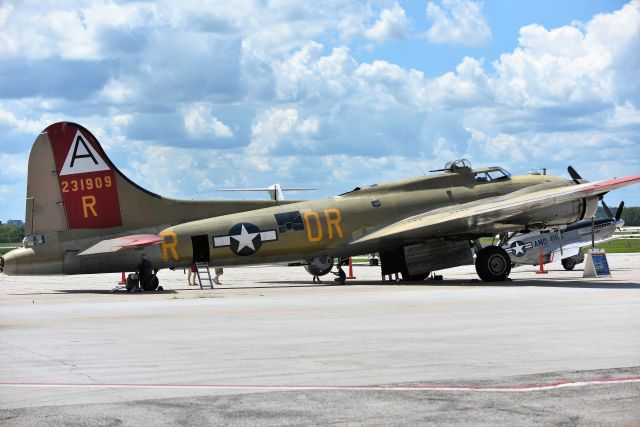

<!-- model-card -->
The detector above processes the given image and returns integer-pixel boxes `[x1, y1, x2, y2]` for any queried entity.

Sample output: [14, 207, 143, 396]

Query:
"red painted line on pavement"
[0, 378, 638, 392]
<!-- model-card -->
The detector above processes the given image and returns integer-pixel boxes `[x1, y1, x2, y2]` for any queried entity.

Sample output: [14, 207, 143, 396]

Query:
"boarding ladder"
[195, 262, 214, 289]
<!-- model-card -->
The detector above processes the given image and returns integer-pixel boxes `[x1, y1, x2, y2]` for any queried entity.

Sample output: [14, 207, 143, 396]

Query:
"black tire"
[400, 272, 430, 281]
[475, 246, 511, 282]
[561, 258, 576, 271]
[142, 276, 159, 291]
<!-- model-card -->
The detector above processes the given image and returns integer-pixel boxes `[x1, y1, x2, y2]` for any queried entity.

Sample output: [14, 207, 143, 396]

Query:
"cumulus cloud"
[0, 1, 155, 60]
[491, 1, 640, 111]
[1, 1, 640, 220]
[182, 104, 234, 139]
[365, 2, 410, 41]
[425, 0, 492, 46]
[0, 106, 47, 135]
[247, 108, 323, 155]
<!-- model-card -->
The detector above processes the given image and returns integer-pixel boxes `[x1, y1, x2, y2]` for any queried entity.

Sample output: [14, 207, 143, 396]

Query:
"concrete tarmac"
[1, 254, 639, 425]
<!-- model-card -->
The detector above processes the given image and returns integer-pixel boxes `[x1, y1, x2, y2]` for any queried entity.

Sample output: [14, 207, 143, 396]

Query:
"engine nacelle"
[525, 197, 599, 228]
[304, 255, 334, 276]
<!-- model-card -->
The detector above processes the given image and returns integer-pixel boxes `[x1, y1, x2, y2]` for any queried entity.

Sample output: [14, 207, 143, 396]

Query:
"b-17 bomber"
[2, 122, 639, 286]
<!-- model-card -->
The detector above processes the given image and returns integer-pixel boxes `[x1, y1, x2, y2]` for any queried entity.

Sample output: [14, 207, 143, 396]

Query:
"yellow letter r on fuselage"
[159, 230, 180, 262]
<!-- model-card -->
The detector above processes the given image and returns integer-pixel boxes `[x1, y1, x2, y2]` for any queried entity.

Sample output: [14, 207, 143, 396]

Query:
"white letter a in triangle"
[59, 131, 110, 176]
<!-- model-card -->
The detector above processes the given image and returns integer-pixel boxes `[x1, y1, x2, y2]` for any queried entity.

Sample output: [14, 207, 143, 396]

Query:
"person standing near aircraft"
[213, 267, 223, 285]
[187, 262, 197, 286]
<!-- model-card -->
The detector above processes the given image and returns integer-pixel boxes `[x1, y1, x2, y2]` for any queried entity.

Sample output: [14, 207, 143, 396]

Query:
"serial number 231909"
[61, 176, 113, 193]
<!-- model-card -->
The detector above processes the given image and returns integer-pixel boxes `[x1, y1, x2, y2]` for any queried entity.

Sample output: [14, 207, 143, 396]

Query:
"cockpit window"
[475, 168, 511, 183]
[474, 172, 489, 182]
[487, 169, 510, 180]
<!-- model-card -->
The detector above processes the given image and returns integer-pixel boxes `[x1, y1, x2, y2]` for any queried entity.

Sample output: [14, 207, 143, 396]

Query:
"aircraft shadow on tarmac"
[8, 279, 639, 295]
[251, 279, 640, 290]
[20, 283, 344, 294]
[8, 289, 178, 295]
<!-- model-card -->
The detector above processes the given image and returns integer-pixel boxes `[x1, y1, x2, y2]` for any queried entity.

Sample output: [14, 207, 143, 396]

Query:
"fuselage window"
[22, 234, 45, 247]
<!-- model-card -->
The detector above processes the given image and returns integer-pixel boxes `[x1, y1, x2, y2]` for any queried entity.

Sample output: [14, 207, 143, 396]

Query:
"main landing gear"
[475, 246, 511, 282]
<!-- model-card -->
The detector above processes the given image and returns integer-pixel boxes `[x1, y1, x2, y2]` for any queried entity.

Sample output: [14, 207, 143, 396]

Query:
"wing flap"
[352, 175, 640, 245]
[78, 234, 163, 256]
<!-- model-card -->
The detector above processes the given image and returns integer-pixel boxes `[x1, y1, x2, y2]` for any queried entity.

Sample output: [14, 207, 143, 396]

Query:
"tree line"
[620, 207, 640, 226]
[595, 206, 640, 226]
[0, 225, 25, 243]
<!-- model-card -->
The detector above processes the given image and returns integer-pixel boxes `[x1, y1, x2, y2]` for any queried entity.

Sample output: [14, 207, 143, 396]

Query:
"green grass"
[581, 238, 640, 254]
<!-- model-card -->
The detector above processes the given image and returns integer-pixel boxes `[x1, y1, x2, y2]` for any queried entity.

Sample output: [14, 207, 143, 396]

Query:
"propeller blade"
[567, 166, 582, 182]
[615, 201, 625, 221]
[601, 200, 614, 220]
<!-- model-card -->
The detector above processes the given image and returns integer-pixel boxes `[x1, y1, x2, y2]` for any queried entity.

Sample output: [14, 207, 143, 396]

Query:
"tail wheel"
[561, 258, 576, 271]
[475, 246, 511, 282]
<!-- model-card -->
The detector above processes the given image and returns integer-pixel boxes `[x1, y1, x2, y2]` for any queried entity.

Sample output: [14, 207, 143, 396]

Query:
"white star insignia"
[232, 224, 259, 252]
[513, 241, 525, 256]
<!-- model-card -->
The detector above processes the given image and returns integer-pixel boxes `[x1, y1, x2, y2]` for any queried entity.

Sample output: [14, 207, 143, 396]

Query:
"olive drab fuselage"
[159, 170, 569, 269]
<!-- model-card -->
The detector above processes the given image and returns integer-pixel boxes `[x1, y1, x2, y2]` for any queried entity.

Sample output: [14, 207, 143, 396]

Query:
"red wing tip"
[588, 175, 640, 188]
[115, 235, 164, 247]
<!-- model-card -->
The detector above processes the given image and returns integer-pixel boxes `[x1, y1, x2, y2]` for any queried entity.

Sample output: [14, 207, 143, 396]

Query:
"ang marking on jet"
[503, 200, 627, 271]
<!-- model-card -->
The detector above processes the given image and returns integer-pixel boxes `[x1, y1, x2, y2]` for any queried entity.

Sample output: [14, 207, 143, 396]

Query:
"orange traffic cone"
[347, 257, 356, 279]
[535, 249, 548, 274]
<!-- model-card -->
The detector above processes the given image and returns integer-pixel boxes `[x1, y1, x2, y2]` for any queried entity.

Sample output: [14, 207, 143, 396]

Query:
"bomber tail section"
[26, 122, 133, 236]
[26, 122, 285, 238]
[3, 122, 291, 275]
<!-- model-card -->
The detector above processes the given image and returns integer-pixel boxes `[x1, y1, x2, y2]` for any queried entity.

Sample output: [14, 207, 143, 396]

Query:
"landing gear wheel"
[475, 246, 511, 282]
[561, 258, 576, 271]
[142, 276, 159, 291]
[400, 272, 430, 281]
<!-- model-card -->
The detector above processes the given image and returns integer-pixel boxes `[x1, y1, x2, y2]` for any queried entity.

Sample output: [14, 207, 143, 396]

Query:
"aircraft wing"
[78, 234, 164, 256]
[351, 175, 640, 246]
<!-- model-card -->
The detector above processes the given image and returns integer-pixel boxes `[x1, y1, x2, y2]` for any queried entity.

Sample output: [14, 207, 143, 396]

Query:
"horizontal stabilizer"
[219, 183, 315, 201]
[78, 234, 163, 256]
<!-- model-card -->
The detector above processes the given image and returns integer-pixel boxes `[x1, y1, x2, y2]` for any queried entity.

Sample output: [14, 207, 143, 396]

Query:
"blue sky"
[0, 0, 639, 222]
